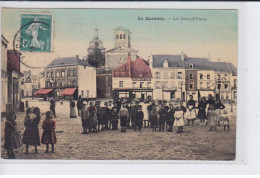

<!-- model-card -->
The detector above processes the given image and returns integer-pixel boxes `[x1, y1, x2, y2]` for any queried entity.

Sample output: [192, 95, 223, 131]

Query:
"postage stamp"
[19, 13, 53, 52]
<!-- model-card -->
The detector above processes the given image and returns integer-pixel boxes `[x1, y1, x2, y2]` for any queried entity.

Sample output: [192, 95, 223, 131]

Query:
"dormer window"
[163, 59, 169, 68]
[123, 34, 126, 39]
[189, 64, 193, 69]
[120, 34, 122, 39]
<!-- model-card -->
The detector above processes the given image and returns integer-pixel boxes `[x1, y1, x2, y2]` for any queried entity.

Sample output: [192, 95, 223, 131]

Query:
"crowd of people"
[3, 94, 231, 159]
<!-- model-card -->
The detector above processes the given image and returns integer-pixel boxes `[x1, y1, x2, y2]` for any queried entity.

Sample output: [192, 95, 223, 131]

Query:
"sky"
[1, 8, 238, 74]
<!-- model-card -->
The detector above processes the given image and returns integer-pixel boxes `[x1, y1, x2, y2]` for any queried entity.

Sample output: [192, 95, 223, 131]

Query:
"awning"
[37, 89, 53, 95]
[61, 88, 76, 96]
[34, 89, 44, 96]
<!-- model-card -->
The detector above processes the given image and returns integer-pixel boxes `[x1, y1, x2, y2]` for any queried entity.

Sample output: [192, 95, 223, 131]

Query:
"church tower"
[87, 23, 106, 55]
[114, 27, 131, 48]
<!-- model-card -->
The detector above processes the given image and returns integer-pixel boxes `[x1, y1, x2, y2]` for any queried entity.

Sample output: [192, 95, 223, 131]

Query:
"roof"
[227, 63, 237, 76]
[113, 57, 152, 79]
[184, 57, 214, 70]
[46, 56, 91, 68]
[212, 62, 233, 73]
[131, 58, 152, 78]
[61, 88, 77, 96]
[113, 27, 130, 32]
[152, 55, 184, 68]
[96, 68, 113, 74]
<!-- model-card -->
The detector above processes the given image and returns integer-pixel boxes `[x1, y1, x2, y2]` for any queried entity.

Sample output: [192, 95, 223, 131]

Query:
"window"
[56, 71, 60, 78]
[67, 70, 71, 77]
[234, 79, 237, 87]
[132, 82, 137, 88]
[217, 83, 221, 90]
[234, 91, 237, 99]
[189, 64, 193, 69]
[178, 72, 182, 75]
[163, 60, 168, 68]
[207, 74, 210, 79]
[200, 82, 203, 88]
[164, 82, 168, 89]
[61, 71, 65, 78]
[51, 72, 53, 78]
[171, 72, 175, 78]
[72, 80, 77, 86]
[81, 90, 84, 97]
[164, 72, 168, 79]
[217, 74, 221, 80]
[119, 81, 123, 87]
[190, 74, 193, 79]
[207, 82, 210, 88]
[155, 72, 160, 79]
[73, 69, 77, 77]
[116, 34, 119, 39]
[46, 72, 49, 78]
[221, 94, 224, 100]
[147, 82, 151, 88]
[224, 84, 229, 89]
[178, 81, 182, 89]
[123, 34, 126, 39]
[140, 82, 144, 88]
[189, 84, 193, 89]
[86, 90, 90, 98]
[120, 34, 122, 39]
[200, 74, 203, 80]
[155, 81, 161, 89]
[226, 94, 229, 100]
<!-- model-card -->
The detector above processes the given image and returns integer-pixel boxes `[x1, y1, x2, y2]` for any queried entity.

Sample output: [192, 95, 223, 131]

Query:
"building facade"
[151, 55, 186, 101]
[21, 70, 38, 97]
[7, 50, 23, 111]
[1, 35, 8, 114]
[112, 57, 153, 101]
[105, 27, 138, 70]
[38, 56, 96, 100]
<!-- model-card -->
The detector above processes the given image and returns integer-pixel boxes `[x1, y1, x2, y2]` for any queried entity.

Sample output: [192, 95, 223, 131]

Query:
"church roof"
[105, 46, 138, 53]
[114, 27, 131, 32]
[46, 56, 91, 68]
[152, 55, 184, 68]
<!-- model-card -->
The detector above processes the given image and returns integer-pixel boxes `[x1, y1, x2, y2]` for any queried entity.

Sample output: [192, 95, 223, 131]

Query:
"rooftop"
[46, 56, 91, 68]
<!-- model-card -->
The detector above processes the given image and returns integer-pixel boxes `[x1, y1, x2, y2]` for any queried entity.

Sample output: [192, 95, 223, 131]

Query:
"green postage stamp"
[20, 13, 53, 52]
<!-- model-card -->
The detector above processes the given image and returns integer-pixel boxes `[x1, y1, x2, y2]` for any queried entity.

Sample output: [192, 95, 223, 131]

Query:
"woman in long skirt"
[185, 95, 196, 125]
[70, 100, 77, 118]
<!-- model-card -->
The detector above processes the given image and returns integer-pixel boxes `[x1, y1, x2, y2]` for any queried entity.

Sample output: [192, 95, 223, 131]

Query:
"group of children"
[4, 109, 57, 159]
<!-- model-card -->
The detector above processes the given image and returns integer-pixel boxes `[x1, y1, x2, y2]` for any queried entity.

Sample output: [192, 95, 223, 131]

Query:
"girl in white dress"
[174, 102, 185, 133]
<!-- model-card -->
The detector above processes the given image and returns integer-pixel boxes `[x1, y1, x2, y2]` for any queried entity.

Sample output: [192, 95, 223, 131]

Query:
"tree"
[87, 42, 105, 68]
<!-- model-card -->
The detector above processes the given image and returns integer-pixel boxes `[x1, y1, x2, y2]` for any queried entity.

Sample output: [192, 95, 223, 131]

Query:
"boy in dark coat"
[95, 101, 102, 131]
[158, 105, 168, 131]
[135, 105, 144, 131]
[111, 107, 119, 130]
[131, 101, 140, 130]
[101, 102, 111, 131]
[167, 104, 175, 132]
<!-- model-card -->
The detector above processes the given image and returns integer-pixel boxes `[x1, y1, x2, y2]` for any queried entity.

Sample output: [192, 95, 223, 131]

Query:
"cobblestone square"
[1, 99, 236, 160]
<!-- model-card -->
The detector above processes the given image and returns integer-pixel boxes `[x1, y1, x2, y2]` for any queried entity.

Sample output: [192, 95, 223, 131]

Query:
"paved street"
[1, 99, 236, 160]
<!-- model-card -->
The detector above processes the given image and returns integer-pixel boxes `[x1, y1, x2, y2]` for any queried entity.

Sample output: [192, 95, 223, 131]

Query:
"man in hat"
[158, 104, 168, 131]
[101, 102, 111, 130]
[135, 105, 144, 131]
[131, 100, 140, 130]
[147, 100, 156, 127]
[119, 103, 129, 132]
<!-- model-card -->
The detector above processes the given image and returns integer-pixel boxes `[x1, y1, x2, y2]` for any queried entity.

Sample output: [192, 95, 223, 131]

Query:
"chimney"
[181, 51, 185, 61]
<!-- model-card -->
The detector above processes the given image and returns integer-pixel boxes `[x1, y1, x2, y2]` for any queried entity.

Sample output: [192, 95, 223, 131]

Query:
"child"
[111, 107, 119, 130]
[135, 105, 144, 131]
[158, 105, 168, 131]
[197, 97, 207, 126]
[174, 102, 185, 133]
[88, 102, 98, 133]
[4, 111, 22, 159]
[150, 105, 159, 131]
[167, 104, 175, 132]
[119, 103, 129, 132]
[41, 111, 57, 153]
[23, 107, 41, 154]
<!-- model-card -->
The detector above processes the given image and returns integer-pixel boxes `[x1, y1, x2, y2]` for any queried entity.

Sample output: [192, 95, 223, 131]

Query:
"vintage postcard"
[1, 8, 238, 160]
